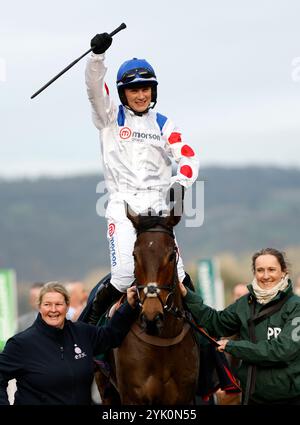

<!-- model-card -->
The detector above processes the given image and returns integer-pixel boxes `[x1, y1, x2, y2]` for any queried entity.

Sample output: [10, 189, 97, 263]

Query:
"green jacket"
[184, 281, 300, 403]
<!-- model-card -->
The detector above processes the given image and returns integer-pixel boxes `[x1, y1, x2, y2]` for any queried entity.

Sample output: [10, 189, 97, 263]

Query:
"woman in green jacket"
[180, 248, 300, 405]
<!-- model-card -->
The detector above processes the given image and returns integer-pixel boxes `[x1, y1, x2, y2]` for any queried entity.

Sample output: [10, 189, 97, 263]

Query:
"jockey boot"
[88, 282, 123, 325]
[182, 272, 195, 292]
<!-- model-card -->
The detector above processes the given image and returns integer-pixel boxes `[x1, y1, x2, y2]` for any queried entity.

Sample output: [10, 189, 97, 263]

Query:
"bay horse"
[95, 204, 199, 405]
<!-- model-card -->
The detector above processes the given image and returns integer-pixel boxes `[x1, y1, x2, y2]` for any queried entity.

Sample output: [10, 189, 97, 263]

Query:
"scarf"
[251, 274, 289, 305]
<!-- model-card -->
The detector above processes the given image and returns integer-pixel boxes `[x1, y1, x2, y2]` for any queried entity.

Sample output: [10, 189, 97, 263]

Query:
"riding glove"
[90, 33, 112, 54]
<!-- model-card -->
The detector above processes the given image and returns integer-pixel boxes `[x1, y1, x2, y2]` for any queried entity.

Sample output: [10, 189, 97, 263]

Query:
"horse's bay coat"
[95, 213, 200, 405]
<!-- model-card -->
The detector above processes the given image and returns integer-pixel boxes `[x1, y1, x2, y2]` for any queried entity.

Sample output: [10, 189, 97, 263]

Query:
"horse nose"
[154, 313, 164, 330]
[140, 312, 164, 336]
[151, 313, 164, 336]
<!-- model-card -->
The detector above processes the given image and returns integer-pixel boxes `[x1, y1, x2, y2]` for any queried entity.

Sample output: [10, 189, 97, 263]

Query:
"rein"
[166, 305, 221, 347]
[132, 224, 195, 347]
[134, 225, 225, 348]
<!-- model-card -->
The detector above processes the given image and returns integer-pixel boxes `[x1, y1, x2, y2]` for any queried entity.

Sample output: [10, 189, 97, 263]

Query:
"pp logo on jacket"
[267, 327, 282, 339]
[74, 344, 87, 360]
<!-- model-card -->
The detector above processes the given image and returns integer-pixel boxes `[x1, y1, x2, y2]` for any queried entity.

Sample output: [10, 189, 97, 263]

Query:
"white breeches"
[105, 197, 186, 292]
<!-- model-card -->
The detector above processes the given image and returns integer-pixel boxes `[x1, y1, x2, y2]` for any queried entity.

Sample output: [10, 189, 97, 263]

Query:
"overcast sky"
[1, 0, 300, 178]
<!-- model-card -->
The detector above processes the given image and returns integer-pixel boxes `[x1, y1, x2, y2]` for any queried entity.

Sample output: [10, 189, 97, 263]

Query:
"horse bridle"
[134, 226, 179, 312]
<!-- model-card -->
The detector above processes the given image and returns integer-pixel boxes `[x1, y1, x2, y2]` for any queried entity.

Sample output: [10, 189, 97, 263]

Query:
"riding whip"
[30, 23, 126, 99]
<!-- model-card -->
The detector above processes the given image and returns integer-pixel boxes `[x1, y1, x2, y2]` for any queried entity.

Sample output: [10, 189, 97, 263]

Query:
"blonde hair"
[38, 282, 70, 306]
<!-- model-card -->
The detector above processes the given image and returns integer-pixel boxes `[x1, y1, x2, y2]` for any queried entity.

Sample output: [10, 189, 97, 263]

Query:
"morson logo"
[108, 223, 117, 267]
[132, 131, 160, 141]
[109, 236, 117, 267]
[119, 127, 132, 139]
[119, 127, 161, 142]
[108, 223, 115, 237]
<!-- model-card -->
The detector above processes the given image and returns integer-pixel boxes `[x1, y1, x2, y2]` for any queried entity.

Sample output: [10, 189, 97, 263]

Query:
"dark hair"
[251, 248, 289, 273]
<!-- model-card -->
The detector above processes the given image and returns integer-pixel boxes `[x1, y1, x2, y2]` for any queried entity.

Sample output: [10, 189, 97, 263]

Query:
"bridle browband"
[134, 225, 179, 311]
[136, 225, 175, 239]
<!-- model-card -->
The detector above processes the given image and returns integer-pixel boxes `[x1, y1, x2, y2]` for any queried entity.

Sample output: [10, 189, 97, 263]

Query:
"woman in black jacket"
[0, 281, 138, 405]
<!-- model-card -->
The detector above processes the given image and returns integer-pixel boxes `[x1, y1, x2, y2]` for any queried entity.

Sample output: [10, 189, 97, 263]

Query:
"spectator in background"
[232, 283, 249, 302]
[17, 282, 44, 332]
[293, 274, 300, 296]
[65, 281, 88, 321]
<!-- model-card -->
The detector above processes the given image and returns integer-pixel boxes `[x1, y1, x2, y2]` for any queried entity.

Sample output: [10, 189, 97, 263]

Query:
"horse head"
[126, 203, 183, 337]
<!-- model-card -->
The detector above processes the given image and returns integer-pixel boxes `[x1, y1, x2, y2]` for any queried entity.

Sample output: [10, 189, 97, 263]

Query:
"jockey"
[85, 33, 199, 324]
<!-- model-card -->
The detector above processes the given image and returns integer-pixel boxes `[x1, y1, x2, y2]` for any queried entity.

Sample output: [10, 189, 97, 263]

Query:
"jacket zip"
[59, 342, 75, 402]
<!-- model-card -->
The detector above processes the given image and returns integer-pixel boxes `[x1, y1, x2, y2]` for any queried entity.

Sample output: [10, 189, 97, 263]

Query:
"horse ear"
[165, 182, 184, 227]
[165, 204, 182, 228]
[124, 202, 140, 229]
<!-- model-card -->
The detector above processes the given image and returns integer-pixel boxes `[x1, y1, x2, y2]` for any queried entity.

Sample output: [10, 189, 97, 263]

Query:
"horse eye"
[169, 252, 175, 262]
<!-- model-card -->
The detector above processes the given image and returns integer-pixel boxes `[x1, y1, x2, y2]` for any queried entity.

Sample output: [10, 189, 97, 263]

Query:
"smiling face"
[254, 254, 286, 290]
[124, 86, 152, 113]
[39, 291, 68, 329]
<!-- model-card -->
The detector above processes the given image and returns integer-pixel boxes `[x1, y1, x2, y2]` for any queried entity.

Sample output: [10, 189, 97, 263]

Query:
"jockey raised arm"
[85, 33, 199, 324]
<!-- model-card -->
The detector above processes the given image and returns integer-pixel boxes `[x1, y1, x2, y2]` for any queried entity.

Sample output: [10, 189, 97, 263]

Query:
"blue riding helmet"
[117, 58, 158, 108]
[117, 58, 158, 88]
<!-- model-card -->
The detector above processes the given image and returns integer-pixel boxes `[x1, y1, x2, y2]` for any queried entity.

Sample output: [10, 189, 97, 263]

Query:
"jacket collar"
[34, 312, 68, 340]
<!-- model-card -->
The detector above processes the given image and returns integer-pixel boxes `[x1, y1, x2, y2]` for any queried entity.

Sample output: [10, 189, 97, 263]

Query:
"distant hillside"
[1, 167, 300, 282]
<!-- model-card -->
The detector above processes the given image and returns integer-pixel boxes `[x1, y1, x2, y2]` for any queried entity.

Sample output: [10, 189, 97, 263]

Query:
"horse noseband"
[143, 283, 161, 298]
